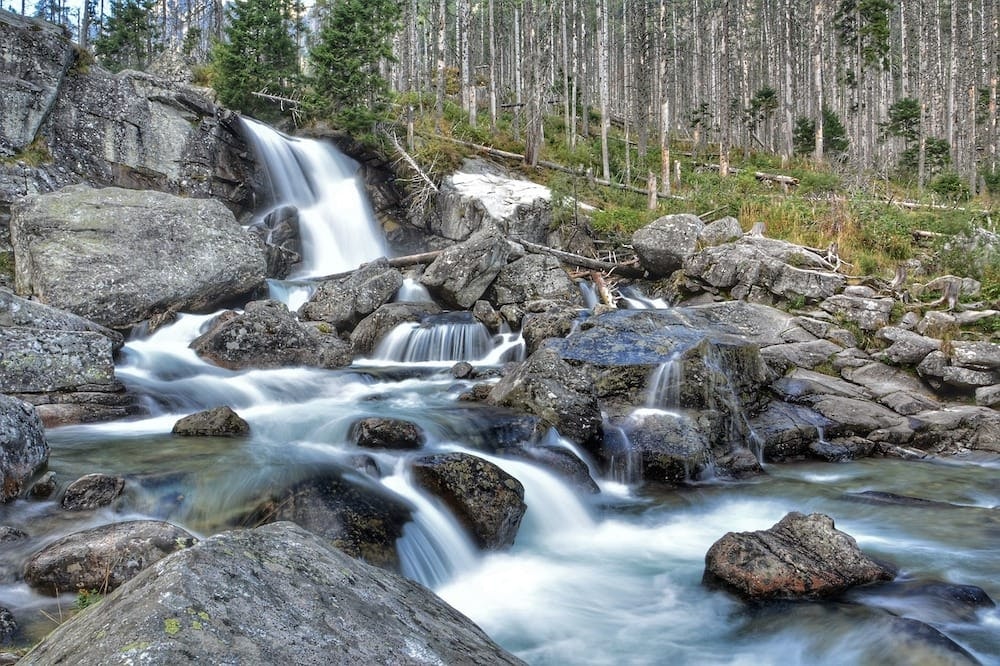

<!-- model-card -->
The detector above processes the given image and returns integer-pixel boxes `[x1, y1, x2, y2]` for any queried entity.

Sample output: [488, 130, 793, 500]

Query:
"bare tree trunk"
[597, 0, 611, 180]
[812, 0, 825, 163]
[488, 0, 498, 132]
[719, 0, 731, 178]
[436, 0, 446, 120]
[561, 0, 571, 145]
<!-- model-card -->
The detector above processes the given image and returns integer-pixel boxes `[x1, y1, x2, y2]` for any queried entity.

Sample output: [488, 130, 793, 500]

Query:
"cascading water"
[241, 118, 386, 278]
[1, 121, 997, 665]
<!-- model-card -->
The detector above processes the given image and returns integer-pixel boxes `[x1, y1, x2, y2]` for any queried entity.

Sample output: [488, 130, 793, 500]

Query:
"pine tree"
[211, 0, 299, 120]
[92, 0, 160, 72]
[306, 0, 401, 133]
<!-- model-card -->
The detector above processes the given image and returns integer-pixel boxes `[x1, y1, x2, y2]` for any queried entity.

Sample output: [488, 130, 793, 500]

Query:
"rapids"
[0, 121, 996, 664]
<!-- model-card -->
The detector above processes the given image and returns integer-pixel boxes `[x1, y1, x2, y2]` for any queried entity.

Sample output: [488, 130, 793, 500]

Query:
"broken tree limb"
[312, 250, 445, 282]
[519, 240, 645, 277]
[590, 271, 617, 307]
[380, 126, 439, 194]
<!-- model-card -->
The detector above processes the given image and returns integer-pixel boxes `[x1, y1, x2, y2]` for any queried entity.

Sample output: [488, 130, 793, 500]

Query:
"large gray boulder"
[433, 159, 552, 243]
[0, 394, 48, 503]
[190, 300, 352, 370]
[632, 213, 704, 277]
[23, 520, 197, 595]
[17, 522, 525, 666]
[420, 227, 512, 309]
[703, 512, 895, 600]
[11, 185, 266, 329]
[299, 258, 402, 331]
[411, 453, 526, 550]
[172, 406, 250, 437]
[819, 293, 895, 331]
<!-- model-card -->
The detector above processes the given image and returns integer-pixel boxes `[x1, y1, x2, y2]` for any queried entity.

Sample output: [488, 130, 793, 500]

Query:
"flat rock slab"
[703, 511, 895, 600]
[18, 522, 525, 665]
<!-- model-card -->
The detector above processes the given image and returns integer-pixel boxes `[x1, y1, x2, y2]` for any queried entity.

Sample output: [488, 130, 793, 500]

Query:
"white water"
[242, 118, 386, 277]
[3, 122, 998, 665]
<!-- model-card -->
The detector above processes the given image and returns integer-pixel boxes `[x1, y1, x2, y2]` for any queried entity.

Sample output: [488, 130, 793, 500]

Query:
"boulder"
[17, 522, 525, 666]
[632, 213, 704, 277]
[0, 327, 115, 393]
[748, 401, 829, 461]
[0, 606, 14, 645]
[172, 406, 250, 437]
[684, 237, 845, 303]
[60, 473, 124, 511]
[248, 468, 412, 571]
[949, 340, 1000, 372]
[771, 367, 873, 403]
[350, 417, 424, 450]
[23, 520, 197, 595]
[190, 300, 352, 370]
[611, 410, 714, 484]
[433, 159, 551, 243]
[917, 350, 1000, 391]
[299, 258, 403, 331]
[0, 290, 134, 425]
[10, 185, 266, 329]
[485, 254, 582, 307]
[809, 395, 906, 436]
[759, 339, 843, 373]
[974, 384, 1000, 408]
[520, 302, 581, 355]
[0, 394, 48, 503]
[487, 346, 604, 448]
[699, 216, 743, 246]
[902, 406, 1000, 454]
[247, 204, 302, 279]
[818, 294, 895, 331]
[350, 301, 443, 356]
[703, 511, 895, 600]
[420, 227, 512, 309]
[411, 453, 526, 550]
[0, 289, 123, 348]
[0, 11, 255, 211]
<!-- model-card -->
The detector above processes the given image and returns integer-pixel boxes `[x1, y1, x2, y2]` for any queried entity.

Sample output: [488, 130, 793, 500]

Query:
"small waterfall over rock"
[371, 312, 525, 366]
[240, 118, 386, 278]
[645, 352, 683, 410]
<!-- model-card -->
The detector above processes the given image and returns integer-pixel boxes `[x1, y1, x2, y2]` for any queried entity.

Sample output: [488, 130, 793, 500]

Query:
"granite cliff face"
[0, 9, 256, 215]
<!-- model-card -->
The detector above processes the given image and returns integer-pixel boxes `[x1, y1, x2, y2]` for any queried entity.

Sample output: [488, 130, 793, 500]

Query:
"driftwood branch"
[313, 251, 445, 282]
[590, 271, 617, 307]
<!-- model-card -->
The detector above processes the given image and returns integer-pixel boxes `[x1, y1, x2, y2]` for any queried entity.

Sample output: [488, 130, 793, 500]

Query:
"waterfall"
[370, 312, 524, 366]
[645, 352, 683, 410]
[240, 118, 386, 278]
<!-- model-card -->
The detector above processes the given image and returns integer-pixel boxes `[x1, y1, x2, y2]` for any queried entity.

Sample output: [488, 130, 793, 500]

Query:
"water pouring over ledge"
[1, 123, 997, 664]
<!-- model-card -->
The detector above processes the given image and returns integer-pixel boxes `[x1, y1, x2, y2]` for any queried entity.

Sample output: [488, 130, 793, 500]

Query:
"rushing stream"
[1, 122, 998, 665]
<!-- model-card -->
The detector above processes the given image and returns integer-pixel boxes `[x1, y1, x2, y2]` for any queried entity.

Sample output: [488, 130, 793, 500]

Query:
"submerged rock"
[60, 473, 124, 511]
[172, 406, 250, 437]
[350, 417, 424, 450]
[0, 394, 48, 503]
[248, 467, 412, 571]
[23, 520, 196, 595]
[17, 522, 525, 665]
[411, 453, 526, 550]
[703, 512, 895, 600]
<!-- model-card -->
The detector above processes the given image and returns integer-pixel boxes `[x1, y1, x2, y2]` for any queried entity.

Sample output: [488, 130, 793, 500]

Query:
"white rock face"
[433, 160, 552, 242]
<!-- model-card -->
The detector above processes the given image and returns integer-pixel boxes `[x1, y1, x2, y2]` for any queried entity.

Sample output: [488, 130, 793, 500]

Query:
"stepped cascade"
[0, 122, 996, 666]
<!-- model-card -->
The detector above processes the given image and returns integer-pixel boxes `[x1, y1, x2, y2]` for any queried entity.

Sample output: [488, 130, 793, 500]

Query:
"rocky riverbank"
[1, 8, 997, 664]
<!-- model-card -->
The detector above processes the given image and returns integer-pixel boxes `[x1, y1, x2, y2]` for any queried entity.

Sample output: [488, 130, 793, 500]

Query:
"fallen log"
[312, 251, 445, 282]
[519, 240, 645, 277]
